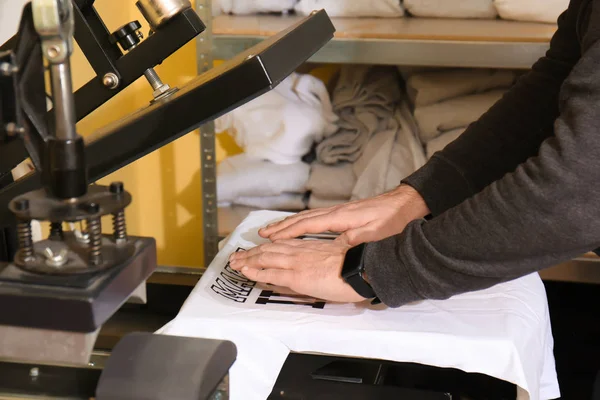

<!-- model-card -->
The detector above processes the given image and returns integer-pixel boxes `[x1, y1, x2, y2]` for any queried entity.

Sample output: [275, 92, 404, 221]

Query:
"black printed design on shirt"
[210, 248, 257, 303]
[255, 290, 326, 309]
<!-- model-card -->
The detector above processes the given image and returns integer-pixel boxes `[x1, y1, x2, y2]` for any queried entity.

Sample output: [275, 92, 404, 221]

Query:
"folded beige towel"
[406, 69, 516, 107]
[414, 89, 505, 142]
[306, 163, 356, 200]
[317, 66, 402, 165]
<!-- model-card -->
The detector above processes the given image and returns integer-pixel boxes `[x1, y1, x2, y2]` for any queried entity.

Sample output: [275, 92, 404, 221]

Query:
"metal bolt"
[47, 45, 60, 59]
[15, 198, 30, 211]
[74, 229, 90, 244]
[29, 367, 39, 378]
[0, 62, 17, 76]
[86, 202, 100, 214]
[102, 73, 119, 89]
[43, 248, 69, 268]
[5, 122, 25, 136]
[109, 181, 124, 194]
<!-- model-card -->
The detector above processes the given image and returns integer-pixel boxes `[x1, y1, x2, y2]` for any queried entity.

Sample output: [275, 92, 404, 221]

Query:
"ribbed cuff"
[401, 155, 474, 217]
[363, 236, 423, 308]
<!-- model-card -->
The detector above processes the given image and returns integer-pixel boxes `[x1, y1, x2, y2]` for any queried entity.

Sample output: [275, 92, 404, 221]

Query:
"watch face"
[342, 244, 366, 279]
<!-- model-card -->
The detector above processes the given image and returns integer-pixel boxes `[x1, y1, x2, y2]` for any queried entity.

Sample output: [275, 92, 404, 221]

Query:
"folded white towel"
[403, 0, 496, 19]
[426, 128, 465, 159]
[217, 154, 310, 202]
[414, 89, 505, 142]
[406, 69, 516, 107]
[306, 162, 356, 200]
[229, 193, 306, 211]
[294, 0, 404, 17]
[494, 0, 568, 23]
[216, 0, 297, 14]
[216, 72, 338, 165]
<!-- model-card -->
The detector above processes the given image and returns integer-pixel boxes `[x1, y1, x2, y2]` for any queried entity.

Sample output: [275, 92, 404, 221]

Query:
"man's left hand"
[228, 239, 367, 303]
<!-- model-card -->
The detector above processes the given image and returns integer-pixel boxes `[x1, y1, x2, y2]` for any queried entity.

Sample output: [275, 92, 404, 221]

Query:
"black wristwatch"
[341, 243, 378, 302]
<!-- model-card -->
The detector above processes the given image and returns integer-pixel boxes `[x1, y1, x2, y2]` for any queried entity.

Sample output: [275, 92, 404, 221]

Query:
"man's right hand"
[259, 185, 431, 246]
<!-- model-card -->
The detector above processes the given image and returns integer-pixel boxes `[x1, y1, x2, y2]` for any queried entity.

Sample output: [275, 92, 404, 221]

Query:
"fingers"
[259, 208, 334, 238]
[230, 242, 301, 262]
[268, 213, 345, 241]
[230, 251, 297, 271]
[241, 267, 294, 287]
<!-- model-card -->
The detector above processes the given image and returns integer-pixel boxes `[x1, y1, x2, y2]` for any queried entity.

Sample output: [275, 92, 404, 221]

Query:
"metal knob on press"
[136, 0, 192, 30]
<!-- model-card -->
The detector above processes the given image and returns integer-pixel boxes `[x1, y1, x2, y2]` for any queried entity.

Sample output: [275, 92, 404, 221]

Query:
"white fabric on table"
[159, 210, 560, 400]
[406, 68, 516, 107]
[403, 0, 497, 19]
[426, 128, 465, 158]
[494, 0, 569, 23]
[215, 0, 297, 14]
[294, 0, 404, 17]
[414, 89, 505, 142]
[216, 72, 338, 165]
[217, 154, 309, 203]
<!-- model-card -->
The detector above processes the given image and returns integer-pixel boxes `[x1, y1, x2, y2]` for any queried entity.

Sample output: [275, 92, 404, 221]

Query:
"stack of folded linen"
[494, 0, 569, 24]
[294, 0, 404, 17]
[308, 65, 425, 208]
[405, 68, 517, 159]
[215, 72, 337, 210]
[217, 154, 309, 210]
[403, 0, 496, 19]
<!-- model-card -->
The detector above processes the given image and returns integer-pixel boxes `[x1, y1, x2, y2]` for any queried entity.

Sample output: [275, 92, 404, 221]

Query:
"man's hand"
[228, 239, 366, 303]
[259, 185, 430, 246]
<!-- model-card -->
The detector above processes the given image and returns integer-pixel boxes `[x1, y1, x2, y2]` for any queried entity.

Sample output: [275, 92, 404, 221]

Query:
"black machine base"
[0, 332, 236, 400]
[269, 354, 517, 400]
[0, 236, 156, 332]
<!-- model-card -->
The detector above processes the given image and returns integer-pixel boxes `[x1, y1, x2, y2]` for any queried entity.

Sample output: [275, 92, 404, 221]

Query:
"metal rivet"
[102, 73, 119, 89]
[29, 367, 39, 378]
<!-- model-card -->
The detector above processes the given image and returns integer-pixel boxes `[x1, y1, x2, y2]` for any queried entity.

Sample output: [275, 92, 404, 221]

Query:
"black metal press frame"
[0, 8, 336, 262]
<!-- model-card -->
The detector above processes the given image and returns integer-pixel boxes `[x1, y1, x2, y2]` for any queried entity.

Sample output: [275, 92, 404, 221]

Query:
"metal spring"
[17, 220, 34, 261]
[49, 222, 63, 240]
[113, 210, 127, 241]
[87, 217, 102, 265]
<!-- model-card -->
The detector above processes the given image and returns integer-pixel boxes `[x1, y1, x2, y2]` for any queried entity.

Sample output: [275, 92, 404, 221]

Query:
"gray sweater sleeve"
[364, 0, 600, 307]
[402, 2, 582, 216]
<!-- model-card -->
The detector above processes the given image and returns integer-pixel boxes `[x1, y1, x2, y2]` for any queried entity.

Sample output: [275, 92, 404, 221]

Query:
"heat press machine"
[0, 0, 335, 398]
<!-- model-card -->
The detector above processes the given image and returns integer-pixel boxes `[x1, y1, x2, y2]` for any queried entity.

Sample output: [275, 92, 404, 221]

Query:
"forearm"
[365, 32, 600, 308]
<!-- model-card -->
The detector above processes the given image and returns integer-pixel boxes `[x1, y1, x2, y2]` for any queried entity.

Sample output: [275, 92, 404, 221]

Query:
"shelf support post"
[196, 0, 218, 269]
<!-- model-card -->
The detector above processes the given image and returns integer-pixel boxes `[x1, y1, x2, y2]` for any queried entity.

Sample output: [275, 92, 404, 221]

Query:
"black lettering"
[211, 277, 249, 303]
